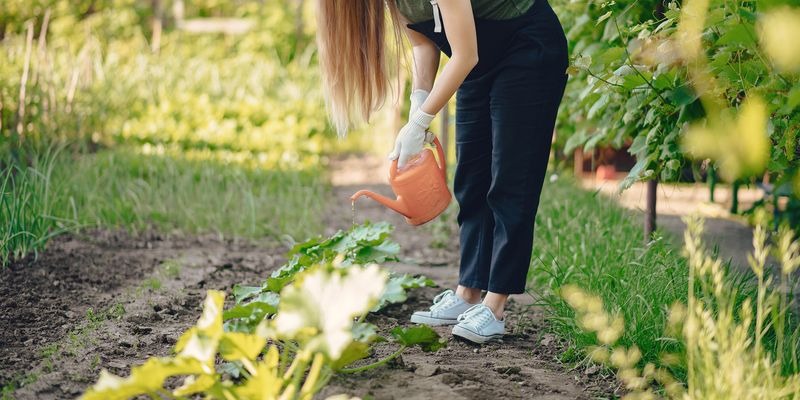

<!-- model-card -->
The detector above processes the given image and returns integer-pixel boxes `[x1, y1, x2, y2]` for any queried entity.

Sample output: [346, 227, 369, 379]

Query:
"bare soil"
[0, 158, 618, 399]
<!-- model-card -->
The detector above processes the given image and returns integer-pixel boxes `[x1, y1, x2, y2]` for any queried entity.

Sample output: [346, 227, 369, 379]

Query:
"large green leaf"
[716, 23, 757, 47]
[391, 326, 446, 352]
[331, 341, 372, 370]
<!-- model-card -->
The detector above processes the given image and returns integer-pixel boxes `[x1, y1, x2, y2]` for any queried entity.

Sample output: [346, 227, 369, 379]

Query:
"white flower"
[273, 264, 387, 360]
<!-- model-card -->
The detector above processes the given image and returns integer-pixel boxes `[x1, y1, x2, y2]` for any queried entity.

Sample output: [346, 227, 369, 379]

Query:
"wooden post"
[708, 164, 716, 203]
[644, 178, 657, 242]
[574, 148, 584, 178]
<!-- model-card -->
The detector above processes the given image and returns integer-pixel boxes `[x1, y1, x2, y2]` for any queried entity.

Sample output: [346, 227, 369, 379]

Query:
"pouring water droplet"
[351, 199, 357, 226]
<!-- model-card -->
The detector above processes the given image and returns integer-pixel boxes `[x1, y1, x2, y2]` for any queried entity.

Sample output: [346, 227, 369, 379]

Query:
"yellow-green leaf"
[173, 374, 217, 397]
[219, 332, 267, 362]
[758, 7, 800, 72]
[81, 357, 205, 400]
[231, 362, 284, 400]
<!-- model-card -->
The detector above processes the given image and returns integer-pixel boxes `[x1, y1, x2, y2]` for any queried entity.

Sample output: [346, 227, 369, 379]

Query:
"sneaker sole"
[452, 325, 503, 344]
[410, 314, 459, 326]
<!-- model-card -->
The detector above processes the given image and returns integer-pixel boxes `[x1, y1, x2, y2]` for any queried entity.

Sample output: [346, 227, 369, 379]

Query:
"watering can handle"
[389, 132, 446, 180]
[431, 135, 447, 180]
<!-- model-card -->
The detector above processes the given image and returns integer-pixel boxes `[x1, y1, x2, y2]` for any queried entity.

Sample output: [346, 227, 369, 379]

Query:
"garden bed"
[1, 183, 618, 399]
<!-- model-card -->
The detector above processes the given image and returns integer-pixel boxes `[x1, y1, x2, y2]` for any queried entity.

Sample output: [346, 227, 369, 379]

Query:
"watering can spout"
[351, 190, 410, 217]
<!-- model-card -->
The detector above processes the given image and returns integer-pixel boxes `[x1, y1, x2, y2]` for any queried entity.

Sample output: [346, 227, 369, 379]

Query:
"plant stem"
[339, 346, 406, 374]
[299, 353, 325, 400]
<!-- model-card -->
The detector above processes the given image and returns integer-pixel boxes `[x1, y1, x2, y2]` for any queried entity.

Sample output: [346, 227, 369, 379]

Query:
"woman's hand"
[388, 110, 435, 168]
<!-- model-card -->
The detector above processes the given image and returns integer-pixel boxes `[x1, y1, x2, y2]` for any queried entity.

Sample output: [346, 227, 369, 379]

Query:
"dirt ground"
[0, 158, 618, 399]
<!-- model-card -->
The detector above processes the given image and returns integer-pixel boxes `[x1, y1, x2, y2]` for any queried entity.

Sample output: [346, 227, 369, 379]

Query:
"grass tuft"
[530, 175, 757, 370]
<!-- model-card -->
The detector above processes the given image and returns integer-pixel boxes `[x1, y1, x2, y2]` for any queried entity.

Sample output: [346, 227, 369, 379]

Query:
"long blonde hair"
[316, 0, 404, 136]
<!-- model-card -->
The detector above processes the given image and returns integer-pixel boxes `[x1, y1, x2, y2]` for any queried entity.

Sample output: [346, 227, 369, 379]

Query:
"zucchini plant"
[81, 222, 445, 399]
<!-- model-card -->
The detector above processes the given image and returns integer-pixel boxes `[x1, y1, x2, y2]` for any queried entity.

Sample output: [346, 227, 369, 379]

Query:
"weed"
[39, 343, 58, 358]
[160, 259, 182, 279]
[142, 277, 162, 292]
[106, 303, 126, 320]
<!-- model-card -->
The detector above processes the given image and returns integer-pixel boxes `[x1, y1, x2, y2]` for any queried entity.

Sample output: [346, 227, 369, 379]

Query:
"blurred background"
[2, 0, 800, 263]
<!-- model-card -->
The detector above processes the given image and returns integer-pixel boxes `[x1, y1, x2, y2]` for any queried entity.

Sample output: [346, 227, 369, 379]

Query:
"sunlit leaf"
[273, 264, 388, 359]
[219, 332, 267, 362]
[231, 361, 284, 400]
[758, 7, 800, 72]
[232, 285, 264, 303]
[173, 374, 217, 397]
[683, 96, 769, 181]
[81, 357, 205, 400]
[373, 274, 435, 311]
[597, 11, 613, 25]
[574, 55, 592, 70]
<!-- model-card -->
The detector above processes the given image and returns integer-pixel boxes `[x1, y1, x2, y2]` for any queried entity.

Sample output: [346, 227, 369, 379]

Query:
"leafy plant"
[83, 262, 445, 400]
[561, 215, 800, 399]
[82, 225, 445, 399]
[227, 222, 434, 333]
[555, 0, 800, 190]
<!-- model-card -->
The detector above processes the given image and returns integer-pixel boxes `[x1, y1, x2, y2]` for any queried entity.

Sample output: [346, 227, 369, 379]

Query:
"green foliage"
[82, 228, 445, 399]
[391, 326, 447, 352]
[554, 0, 800, 189]
[0, 147, 329, 266]
[0, 0, 380, 165]
[227, 222, 434, 333]
[0, 150, 66, 265]
[531, 177, 740, 367]
[561, 217, 800, 398]
[52, 148, 328, 239]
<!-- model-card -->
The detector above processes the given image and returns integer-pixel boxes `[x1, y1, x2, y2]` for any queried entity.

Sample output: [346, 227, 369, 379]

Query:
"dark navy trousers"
[408, 0, 568, 294]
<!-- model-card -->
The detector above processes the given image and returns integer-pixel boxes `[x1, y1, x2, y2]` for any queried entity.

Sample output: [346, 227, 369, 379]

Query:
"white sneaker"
[451, 304, 505, 344]
[410, 289, 474, 326]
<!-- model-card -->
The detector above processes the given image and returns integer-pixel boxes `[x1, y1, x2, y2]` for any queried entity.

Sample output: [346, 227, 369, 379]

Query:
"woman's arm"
[418, 0, 478, 115]
[401, 16, 440, 92]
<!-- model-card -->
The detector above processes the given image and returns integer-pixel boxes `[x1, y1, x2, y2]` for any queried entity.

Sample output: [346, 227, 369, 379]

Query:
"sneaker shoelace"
[457, 304, 494, 328]
[430, 289, 457, 311]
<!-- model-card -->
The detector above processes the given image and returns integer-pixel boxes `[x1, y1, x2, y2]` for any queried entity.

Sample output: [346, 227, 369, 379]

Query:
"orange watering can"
[351, 135, 451, 226]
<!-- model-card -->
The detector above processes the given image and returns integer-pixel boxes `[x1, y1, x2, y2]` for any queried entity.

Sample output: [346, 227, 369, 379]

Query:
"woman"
[316, 0, 568, 344]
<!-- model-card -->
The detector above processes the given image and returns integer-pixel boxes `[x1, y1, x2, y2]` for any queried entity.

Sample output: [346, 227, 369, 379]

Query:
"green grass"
[1, 146, 329, 266]
[53, 147, 329, 239]
[529, 175, 756, 368]
[0, 150, 68, 266]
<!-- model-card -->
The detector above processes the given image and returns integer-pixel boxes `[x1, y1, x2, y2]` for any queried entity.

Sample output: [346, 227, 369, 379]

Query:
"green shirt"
[396, 0, 535, 23]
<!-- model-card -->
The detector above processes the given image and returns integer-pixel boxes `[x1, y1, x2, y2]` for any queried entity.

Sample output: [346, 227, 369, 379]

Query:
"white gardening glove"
[388, 109, 435, 168]
[409, 89, 429, 116]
